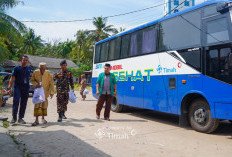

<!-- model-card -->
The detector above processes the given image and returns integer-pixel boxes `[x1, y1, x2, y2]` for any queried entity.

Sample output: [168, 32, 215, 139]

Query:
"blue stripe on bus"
[92, 74, 232, 120]
[96, 0, 232, 45]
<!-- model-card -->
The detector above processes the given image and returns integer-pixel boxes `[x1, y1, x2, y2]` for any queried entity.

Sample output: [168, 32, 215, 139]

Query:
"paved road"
[1, 91, 232, 157]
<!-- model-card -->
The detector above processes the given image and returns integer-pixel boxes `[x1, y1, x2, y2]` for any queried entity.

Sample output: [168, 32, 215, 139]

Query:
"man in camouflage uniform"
[54, 60, 74, 122]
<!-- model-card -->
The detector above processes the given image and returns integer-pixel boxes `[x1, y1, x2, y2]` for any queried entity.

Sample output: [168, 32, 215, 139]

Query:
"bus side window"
[108, 37, 121, 61]
[178, 50, 201, 71]
[141, 26, 157, 54]
[100, 42, 109, 62]
[157, 9, 201, 51]
[108, 39, 116, 61]
[121, 34, 130, 58]
[94, 44, 101, 63]
[129, 30, 142, 56]
[206, 18, 230, 45]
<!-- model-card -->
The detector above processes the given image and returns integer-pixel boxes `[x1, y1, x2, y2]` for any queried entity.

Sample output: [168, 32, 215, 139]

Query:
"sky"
[7, 0, 206, 42]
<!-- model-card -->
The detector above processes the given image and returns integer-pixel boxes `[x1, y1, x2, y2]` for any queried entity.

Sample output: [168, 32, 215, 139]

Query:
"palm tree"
[60, 41, 73, 58]
[74, 30, 92, 65]
[92, 16, 117, 42]
[23, 28, 44, 54]
[113, 27, 126, 35]
[0, 0, 26, 62]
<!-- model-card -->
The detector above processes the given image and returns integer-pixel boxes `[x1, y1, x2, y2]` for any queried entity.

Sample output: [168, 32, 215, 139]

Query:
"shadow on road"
[214, 120, 232, 136]
[11, 120, 85, 128]
[122, 107, 179, 126]
[11, 130, 110, 157]
[81, 100, 97, 102]
[120, 107, 232, 135]
[67, 118, 105, 123]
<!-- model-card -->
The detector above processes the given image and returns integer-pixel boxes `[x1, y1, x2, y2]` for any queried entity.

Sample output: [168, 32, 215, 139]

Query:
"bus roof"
[96, 0, 232, 45]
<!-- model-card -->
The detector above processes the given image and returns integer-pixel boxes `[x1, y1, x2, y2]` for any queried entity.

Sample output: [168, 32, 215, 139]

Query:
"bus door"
[122, 75, 144, 108]
[143, 54, 163, 111]
[206, 45, 232, 85]
[158, 53, 178, 114]
[165, 76, 178, 114]
[121, 58, 144, 108]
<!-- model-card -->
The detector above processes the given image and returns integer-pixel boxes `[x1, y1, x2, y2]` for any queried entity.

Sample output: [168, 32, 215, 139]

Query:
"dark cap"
[60, 60, 67, 66]
[105, 63, 111, 68]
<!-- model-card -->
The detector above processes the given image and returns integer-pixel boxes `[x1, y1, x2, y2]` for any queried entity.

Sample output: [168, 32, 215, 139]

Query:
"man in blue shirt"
[8, 55, 31, 124]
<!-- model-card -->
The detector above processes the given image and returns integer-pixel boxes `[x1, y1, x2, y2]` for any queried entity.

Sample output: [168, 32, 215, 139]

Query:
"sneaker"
[11, 118, 17, 124]
[18, 119, 26, 124]
[104, 118, 110, 121]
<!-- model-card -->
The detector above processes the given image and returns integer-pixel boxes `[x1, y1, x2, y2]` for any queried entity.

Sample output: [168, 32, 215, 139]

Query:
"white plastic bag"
[83, 88, 89, 95]
[69, 90, 77, 103]
[32, 87, 45, 104]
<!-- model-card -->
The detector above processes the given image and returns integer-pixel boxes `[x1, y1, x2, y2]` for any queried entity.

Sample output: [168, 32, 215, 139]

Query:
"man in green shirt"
[96, 63, 117, 121]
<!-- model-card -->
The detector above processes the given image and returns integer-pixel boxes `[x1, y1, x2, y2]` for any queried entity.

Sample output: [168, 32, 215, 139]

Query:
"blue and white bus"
[92, 0, 232, 133]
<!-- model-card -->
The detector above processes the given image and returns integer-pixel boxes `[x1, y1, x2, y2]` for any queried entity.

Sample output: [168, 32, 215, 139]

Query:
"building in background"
[0, 55, 79, 82]
[164, 0, 195, 15]
[25, 55, 78, 75]
[0, 60, 20, 73]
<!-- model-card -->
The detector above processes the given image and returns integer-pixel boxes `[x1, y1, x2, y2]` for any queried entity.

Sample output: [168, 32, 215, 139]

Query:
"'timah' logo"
[156, 65, 162, 74]
[156, 65, 177, 74]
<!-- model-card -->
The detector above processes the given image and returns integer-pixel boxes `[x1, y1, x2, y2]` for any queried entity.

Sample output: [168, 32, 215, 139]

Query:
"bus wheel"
[111, 96, 123, 113]
[189, 99, 219, 133]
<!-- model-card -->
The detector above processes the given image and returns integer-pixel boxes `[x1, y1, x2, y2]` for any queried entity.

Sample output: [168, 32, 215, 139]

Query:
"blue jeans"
[12, 87, 29, 119]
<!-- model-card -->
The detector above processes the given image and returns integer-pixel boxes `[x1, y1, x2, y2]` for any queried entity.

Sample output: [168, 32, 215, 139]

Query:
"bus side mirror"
[217, 2, 231, 14]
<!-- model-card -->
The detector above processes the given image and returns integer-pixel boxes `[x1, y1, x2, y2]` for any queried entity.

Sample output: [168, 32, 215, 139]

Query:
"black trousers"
[12, 87, 29, 119]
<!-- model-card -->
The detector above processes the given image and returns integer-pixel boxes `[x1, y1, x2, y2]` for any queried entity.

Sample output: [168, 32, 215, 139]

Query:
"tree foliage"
[1, 8, 125, 75]
[22, 28, 44, 54]
[67, 64, 91, 78]
[91, 16, 117, 42]
[0, 0, 25, 63]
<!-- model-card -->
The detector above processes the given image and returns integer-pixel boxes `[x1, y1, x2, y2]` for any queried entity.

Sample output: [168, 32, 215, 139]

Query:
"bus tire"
[189, 99, 219, 133]
[111, 96, 123, 113]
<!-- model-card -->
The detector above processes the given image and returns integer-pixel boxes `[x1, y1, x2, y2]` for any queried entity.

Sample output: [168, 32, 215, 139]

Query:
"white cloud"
[24, 21, 95, 42]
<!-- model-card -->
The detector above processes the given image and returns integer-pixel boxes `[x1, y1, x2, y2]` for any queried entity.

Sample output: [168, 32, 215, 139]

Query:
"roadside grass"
[9, 133, 31, 156]
[10, 134, 19, 145]
[3, 121, 9, 128]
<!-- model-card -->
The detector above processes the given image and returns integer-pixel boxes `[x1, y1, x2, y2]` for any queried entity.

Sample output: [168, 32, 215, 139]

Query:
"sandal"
[42, 119, 47, 124]
[31, 122, 39, 126]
